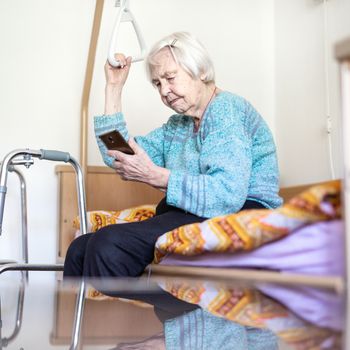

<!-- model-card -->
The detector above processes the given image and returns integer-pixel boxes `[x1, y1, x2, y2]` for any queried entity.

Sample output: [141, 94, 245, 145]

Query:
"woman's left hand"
[107, 138, 170, 191]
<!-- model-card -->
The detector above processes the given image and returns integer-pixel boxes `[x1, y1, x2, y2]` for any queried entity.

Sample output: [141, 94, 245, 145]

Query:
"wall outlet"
[326, 116, 332, 134]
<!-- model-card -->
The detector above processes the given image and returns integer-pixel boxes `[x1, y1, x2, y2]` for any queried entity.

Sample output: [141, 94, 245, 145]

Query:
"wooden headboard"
[56, 165, 163, 260]
[55, 165, 323, 261]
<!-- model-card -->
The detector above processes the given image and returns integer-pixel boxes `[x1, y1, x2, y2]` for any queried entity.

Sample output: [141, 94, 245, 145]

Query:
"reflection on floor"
[0, 271, 345, 350]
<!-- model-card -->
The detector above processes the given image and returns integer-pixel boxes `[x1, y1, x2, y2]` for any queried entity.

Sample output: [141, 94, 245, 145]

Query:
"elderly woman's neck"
[192, 83, 218, 124]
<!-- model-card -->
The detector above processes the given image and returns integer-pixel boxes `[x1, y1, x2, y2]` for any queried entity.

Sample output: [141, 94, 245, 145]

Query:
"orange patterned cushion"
[74, 204, 157, 234]
[154, 180, 341, 262]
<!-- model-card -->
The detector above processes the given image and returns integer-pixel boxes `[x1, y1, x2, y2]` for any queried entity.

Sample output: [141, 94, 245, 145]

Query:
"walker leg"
[70, 281, 86, 350]
[0, 271, 25, 348]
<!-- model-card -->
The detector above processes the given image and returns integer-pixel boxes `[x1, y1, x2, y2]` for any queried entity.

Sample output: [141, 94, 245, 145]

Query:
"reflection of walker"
[0, 148, 88, 349]
[0, 272, 25, 350]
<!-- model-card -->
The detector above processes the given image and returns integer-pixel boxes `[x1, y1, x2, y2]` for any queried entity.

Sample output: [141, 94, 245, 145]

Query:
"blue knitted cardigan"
[164, 308, 279, 350]
[94, 91, 282, 218]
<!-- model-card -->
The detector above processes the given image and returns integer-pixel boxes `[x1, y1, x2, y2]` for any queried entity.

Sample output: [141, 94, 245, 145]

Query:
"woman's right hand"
[104, 53, 132, 88]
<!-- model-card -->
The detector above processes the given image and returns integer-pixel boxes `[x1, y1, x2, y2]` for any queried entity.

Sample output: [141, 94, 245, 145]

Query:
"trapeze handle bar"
[107, 0, 146, 67]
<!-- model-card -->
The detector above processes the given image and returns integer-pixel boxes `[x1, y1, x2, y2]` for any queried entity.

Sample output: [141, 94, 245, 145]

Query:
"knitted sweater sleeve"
[94, 113, 165, 168]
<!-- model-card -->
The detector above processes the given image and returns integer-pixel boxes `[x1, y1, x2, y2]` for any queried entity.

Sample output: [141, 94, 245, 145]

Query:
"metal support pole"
[80, 0, 105, 178]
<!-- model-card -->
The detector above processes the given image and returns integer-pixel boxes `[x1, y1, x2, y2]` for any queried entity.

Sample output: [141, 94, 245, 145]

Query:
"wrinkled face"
[150, 48, 205, 116]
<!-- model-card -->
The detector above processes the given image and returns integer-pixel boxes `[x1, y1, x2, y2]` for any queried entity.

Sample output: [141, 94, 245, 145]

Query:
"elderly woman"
[64, 32, 282, 278]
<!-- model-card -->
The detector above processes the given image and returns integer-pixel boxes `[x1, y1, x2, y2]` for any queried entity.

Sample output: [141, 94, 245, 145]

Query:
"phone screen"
[99, 130, 135, 155]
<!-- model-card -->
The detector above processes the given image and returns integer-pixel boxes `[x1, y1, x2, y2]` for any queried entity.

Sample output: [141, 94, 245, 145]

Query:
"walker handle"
[39, 149, 71, 163]
[107, 0, 146, 68]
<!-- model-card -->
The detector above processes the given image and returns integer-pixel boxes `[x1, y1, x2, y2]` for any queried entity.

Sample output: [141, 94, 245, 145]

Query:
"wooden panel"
[51, 289, 162, 345]
[86, 172, 164, 211]
[57, 171, 78, 258]
[335, 37, 350, 61]
[279, 183, 313, 203]
[278, 180, 337, 203]
[148, 265, 343, 293]
[56, 165, 163, 258]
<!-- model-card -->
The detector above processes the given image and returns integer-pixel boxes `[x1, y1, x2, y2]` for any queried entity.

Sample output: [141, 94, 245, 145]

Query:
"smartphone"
[99, 130, 135, 155]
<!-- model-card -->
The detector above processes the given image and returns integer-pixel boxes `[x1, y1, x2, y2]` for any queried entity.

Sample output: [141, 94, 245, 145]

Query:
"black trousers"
[63, 198, 265, 321]
[63, 198, 265, 278]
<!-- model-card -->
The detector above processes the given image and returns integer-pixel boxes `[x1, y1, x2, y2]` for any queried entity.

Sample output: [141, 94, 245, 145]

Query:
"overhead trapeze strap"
[108, 0, 147, 67]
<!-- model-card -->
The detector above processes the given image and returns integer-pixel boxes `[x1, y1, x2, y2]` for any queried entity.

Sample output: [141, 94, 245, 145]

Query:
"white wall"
[87, 0, 276, 167]
[0, 0, 348, 264]
[0, 0, 274, 263]
[0, 0, 96, 264]
[275, 0, 350, 185]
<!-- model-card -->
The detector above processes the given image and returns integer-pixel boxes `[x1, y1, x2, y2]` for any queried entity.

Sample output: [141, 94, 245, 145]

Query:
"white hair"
[145, 32, 215, 84]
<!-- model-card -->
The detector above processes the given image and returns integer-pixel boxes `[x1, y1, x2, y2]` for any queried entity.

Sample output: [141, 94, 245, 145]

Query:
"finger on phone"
[108, 149, 125, 160]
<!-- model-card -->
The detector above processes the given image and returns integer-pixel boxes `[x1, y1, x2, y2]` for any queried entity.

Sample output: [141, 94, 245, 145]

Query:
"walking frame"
[0, 148, 88, 350]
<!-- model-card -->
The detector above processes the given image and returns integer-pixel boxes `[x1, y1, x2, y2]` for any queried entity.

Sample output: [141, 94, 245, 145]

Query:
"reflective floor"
[0, 270, 346, 349]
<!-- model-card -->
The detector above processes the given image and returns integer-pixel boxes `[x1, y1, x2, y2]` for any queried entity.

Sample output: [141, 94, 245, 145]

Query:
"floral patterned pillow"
[73, 204, 157, 236]
[154, 180, 341, 262]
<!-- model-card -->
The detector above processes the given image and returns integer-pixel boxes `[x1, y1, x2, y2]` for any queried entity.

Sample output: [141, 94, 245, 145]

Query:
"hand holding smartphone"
[99, 130, 135, 155]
